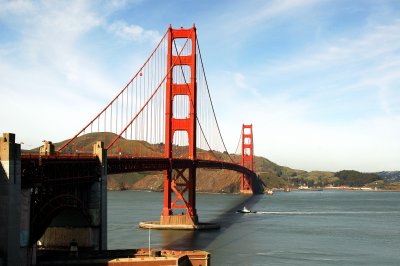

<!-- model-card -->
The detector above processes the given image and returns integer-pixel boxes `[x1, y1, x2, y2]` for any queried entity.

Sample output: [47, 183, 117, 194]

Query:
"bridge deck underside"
[21, 155, 262, 192]
[21, 155, 102, 244]
[21, 155, 100, 188]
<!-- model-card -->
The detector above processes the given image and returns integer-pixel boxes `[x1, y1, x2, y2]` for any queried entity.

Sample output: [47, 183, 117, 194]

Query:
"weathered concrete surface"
[36, 248, 210, 266]
[139, 221, 219, 230]
[0, 133, 22, 266]
[93, 141, 108, 250]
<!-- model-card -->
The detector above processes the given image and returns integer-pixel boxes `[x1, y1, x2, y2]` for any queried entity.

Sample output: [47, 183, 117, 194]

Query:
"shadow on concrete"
[161, 194, 264, 250]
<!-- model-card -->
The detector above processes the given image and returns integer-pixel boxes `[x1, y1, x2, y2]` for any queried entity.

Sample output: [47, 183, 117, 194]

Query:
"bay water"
[108, 190, 400, 265]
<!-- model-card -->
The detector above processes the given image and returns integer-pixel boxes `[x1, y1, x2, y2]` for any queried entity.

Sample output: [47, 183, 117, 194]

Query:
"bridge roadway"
[21, 154, 261, 188]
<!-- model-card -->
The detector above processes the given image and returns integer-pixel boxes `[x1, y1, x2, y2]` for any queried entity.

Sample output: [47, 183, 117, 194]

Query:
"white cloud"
[209, 17, 400, 171]
[0, 0, 34, 15]
[0, 0, 160, 148]
[107, 21, 161, 43]
[259, 19, 400, 79]
[233, 72, 246, 89]
[239, 0, 317, 27]
[247, 18, 400, 127]
[215, 0, 319, 35]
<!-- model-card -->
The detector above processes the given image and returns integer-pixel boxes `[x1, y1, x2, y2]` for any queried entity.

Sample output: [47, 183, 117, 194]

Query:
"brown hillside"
[28, 132, 332, 193]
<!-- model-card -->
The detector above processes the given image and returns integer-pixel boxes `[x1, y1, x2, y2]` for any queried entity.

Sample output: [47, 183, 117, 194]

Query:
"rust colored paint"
[163, 25, 198, 223]
[241, 124, 254, 192]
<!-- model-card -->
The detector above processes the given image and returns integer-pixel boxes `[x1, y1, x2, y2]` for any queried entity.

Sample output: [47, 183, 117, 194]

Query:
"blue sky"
[1, 0, 400, 172]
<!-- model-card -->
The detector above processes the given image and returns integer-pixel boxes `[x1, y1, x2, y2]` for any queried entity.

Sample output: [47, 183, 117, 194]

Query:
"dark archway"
[30, 194, 92, 246]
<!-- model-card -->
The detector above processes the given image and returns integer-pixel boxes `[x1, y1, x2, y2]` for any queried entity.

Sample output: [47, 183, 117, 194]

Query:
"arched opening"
[31, 194, 96, 251]
[38, 208, 94, 250]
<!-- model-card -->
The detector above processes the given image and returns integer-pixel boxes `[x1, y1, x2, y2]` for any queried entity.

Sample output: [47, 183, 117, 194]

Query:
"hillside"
[27, 132, 400, 192]
[376, 171, 400, 182]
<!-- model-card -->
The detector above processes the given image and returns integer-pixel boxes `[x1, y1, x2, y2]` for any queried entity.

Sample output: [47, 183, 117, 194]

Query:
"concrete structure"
[38, 141, 107, 251]
[39, 141, 55, 156]
[1, 133, 108, 265]
[139, 221, 219, 230]
[125, 249, 210, 266]
[0, 133, 23, 266]
[93, 141, 108, 250]
[36, 248, 210, 265]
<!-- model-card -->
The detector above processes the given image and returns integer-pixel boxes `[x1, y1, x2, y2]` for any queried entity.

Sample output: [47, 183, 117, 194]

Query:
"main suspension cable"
[196, 38, 234, 162]
[173, 39, 218, 160]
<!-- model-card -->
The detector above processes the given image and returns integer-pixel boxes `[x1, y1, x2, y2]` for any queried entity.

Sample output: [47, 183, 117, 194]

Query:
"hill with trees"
[376, 171, 400, 182]
[333, 170, 383, 187]
[26, 133, 400, 192]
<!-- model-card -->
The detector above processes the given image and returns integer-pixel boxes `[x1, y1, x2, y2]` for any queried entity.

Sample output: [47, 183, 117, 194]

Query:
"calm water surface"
[108, 190, 400, 265]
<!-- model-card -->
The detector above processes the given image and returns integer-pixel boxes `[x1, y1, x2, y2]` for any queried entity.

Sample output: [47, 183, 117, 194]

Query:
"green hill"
[26, 132, 399, 192]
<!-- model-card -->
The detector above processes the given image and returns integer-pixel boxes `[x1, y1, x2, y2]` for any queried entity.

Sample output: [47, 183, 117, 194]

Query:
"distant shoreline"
[108, 187, 400, 193]
[293, 187, 400, 192]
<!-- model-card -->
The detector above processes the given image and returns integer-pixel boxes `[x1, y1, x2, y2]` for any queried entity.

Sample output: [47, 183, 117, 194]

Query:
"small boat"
[236, 206, 256, 213]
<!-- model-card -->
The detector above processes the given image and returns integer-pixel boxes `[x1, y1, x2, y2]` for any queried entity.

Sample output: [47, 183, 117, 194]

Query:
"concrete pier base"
[160, 214, 198, 226]
[139, 221, 220, 230]
[140, 213, 219, 230]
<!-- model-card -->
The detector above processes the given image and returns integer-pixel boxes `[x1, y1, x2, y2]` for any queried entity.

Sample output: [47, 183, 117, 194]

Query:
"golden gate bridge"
[1, 25, 265, 262]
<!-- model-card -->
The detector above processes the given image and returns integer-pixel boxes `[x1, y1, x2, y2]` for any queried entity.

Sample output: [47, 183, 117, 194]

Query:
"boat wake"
[255, 210, 400, 215]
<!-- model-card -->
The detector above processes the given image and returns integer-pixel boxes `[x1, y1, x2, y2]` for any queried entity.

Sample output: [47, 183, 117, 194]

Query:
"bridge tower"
[240, 124, 254, 193]
[161, 25, 198, 226]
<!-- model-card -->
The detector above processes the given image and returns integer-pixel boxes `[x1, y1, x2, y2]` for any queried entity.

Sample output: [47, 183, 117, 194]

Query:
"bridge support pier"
[160, 167, 198, 226]
[0, 133, 25, 266]
[93, 141, 107, 250]
[141, 164, 221, 230]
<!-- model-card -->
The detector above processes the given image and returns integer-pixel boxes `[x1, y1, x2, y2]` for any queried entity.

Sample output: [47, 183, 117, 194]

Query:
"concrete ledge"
[36, 248, 210, 265]
[139, 221, 220, 230]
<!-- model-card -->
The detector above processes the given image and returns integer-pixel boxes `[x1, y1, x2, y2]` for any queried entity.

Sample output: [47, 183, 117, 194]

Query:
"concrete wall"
[1, 135, 108, 265]
[38, 141, 108, 251]
[93, 141, 107, 250]
[0, 133, 22, 266]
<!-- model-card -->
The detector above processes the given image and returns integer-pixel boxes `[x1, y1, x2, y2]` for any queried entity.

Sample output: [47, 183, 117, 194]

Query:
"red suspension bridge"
[3, 25, 265, 252]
